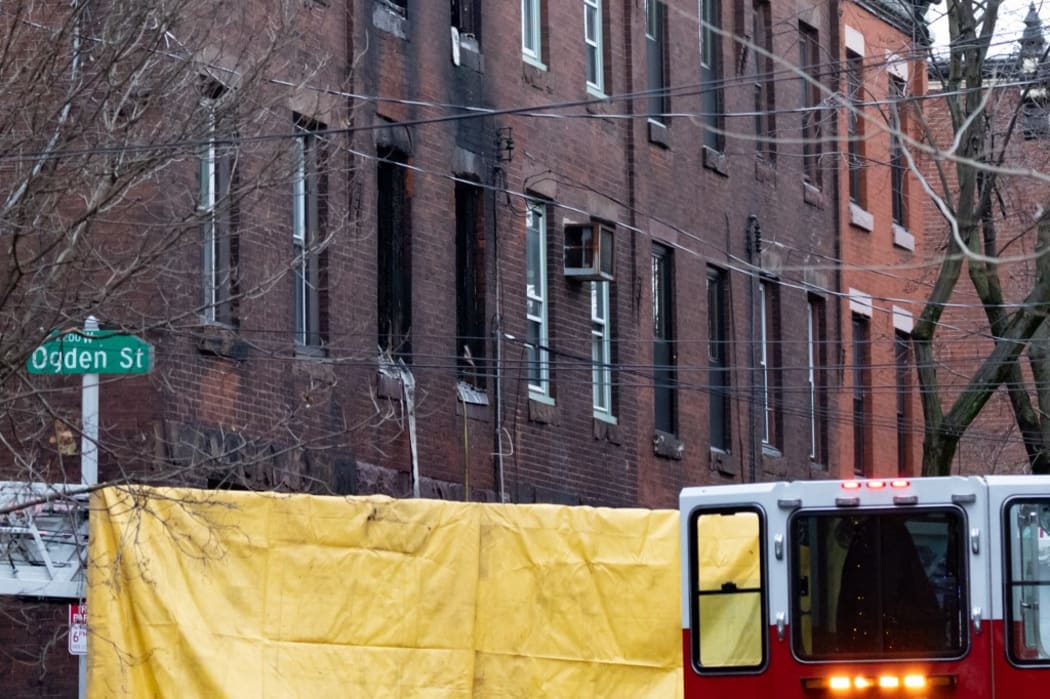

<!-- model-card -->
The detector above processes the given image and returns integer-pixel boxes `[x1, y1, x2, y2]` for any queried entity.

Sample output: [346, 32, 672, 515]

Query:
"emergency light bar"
[840, 479, 910, 490]
[801, 672, 955, 693]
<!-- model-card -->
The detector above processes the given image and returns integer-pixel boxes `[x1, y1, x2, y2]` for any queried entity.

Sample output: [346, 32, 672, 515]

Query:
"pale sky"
[928, 0, 1047, 54]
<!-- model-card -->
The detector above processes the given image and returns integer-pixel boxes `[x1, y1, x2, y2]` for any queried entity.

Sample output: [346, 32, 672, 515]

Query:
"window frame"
[708, 267, 731, 451]
[758, 280, 781, 451]
[700, 0, 724, 151]
[292, 118, 328, 350]
[799, 22, 822, 187]
[376, 148, 413, 360]
[790, 507, 969, 662]
[890, 75, 907, 227]
[646, 0, 669, 125]
[522, 0, 544, 66]
[753, 0, 775, 160]
[591, 280, 614, 420]
[652, 244, 677, 435]
[852, 313, 871, 476]
[806, 296, 827, 465]
[526, 200, 551, 399]
[455, 180, 486, 389]
[895, 331, 913, 476]
[199, 99, 237, 327]
[688, 506, 768, 674]
[1003, 498, 1050, 665]
[846, 50, 865, 205]
[584, 0, 605, 94]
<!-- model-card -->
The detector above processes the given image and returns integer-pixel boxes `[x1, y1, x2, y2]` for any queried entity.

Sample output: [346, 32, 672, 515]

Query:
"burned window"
[377, 148, 412, 359]
[200, 80, 239, 326]
[455, 180, 486, 388]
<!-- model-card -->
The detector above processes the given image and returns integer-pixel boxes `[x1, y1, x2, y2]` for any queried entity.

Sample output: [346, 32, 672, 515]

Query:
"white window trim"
[807, 300, 818, 460]
[584, 0, 604, 95]
[591, 281, 615, 420]
[526, 201, 551, 398]
[522, 0, 545, 68]
[759, 282, 772, 445]
[292, 131, 308, 345]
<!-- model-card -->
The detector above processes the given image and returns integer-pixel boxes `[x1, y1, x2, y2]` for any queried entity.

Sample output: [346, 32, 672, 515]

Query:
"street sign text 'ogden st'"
[28, 330, 152, 375]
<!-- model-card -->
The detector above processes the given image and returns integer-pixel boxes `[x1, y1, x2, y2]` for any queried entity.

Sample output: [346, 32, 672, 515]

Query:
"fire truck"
[680, 476, 1050, 697]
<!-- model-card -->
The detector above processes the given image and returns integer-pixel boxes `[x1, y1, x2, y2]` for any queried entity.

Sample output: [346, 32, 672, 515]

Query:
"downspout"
[493, 168, 507, 503]
[829, 0, 844, 477]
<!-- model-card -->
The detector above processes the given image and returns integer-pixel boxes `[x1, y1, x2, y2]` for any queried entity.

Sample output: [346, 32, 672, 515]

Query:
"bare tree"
[912, 0, 1050, 475]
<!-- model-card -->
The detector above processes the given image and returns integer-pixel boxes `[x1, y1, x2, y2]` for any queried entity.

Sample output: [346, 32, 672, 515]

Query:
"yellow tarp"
[88, 487, 682, 698]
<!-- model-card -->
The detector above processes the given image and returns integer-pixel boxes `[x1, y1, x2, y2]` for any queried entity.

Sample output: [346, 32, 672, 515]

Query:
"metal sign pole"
[79, 315, 98, 699]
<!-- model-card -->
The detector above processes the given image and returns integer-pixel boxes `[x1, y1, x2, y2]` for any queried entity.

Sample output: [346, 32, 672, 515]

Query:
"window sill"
[528, 394, 557, 424]
[762, 444, 783, 458]
[703, 145, 728, 176]
[754, 157, 775, 182]
[195, 323, 247, 360]
[522, 54, 547, 72]
[294, 344, 328, 360]
[373, 1, 408, 39]
[653, 431, 684, 460]
[648, 120, 669, 148]
[709, 447, 737, 476]
[455, 381, 489, 421]
[594, 416, 622, 445]
[803, 181, 824, 208]
[892, 222, 915, 251]
[849, 202, 874, 232]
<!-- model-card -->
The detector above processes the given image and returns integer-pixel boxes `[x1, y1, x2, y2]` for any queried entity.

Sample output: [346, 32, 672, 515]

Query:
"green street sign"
[27, 330, 153, 375]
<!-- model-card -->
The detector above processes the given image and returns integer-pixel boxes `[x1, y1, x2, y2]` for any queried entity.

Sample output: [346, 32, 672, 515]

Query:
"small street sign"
[28, 330, 152, 375]
[68, 603, 86, 655]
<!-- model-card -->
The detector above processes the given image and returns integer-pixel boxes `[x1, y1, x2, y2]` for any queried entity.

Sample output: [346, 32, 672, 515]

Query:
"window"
[852, 314, 871, 476]
[377, 148, 412, 359]
[700, 0, 723, 150]
[591, 281, 614, 419]
[522, 0, 543, 64]
[1005, 500, 1050, 663]
[653, 245, 676, 434]
[708, 267, 730, 450]
[793, 509, 966, 660]
[526, 201, 550, 398]
[200, 85, 238, 326]
[807, 296, 827, 464]
[758, 281, 781, 450]
[846, 51, 864, 204]
[890, 76, 907, 226]
[895, 332, 912, 476]
[451, 0, 480, 42]
[646, 0, 669, 125]
[691, 509, 766, 670]
[584, 0, 605, 93]
[456, 181, 486, 388]
[753, 0, 775, 160]
[799, 22, 822, 186]
[292, 118, 328, 348]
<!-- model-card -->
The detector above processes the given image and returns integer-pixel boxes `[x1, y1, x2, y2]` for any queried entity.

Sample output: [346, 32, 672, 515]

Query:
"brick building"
[0, 0, 933, 694]
[834, 0, 928, 478]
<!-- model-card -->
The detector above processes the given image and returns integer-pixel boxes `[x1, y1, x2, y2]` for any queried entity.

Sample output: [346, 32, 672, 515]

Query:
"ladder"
[0, 481, 88, 599]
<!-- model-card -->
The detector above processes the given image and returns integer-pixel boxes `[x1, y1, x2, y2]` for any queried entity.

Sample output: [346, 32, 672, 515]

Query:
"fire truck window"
[694, 511, 764, 669]
[792, 509, 966, 660]
[1006, 501, 1050, 663]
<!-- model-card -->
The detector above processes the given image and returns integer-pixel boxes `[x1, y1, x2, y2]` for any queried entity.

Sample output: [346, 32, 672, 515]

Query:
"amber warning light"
[802, 673, 954, 693]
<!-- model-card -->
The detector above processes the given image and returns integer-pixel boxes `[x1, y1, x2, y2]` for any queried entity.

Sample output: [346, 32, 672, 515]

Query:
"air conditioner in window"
[564, 222, 614, 281]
